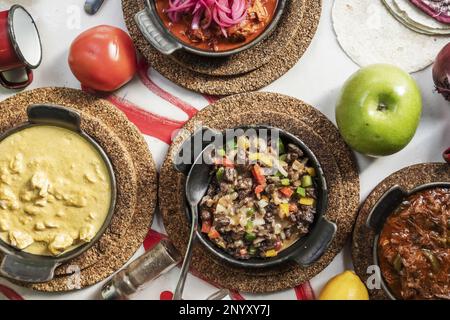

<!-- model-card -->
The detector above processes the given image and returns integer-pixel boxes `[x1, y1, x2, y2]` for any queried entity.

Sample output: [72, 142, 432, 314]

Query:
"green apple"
[336, 64, 422, 157]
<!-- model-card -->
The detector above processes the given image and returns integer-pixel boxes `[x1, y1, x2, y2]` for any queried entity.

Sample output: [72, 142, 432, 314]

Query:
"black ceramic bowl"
[135, 0, 287, 57]
[175, 125, 336, 269]
[0, 104, 117, 283]
[366, 182, 450, 300]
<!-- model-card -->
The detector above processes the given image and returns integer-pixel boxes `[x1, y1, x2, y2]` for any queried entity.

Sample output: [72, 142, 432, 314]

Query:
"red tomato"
[214, 157, 235, 168]
[208, 228, 220, 240]
[254, 184, 265, 195]
[279, 187, 294, 198]
[201, 221, 212, 234]
[252, 164, 266, 185]
[68, 25, 137, 92]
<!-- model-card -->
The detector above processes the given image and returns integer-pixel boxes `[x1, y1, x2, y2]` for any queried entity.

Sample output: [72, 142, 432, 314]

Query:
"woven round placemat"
[352, 163, 450, 300]
[159, 92, 360, 293]
[123, 0, 321, 95]
[0, 88, 157, 292]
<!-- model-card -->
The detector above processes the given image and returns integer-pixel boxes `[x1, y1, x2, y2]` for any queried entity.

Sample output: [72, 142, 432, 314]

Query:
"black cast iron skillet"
[366, 181, 450, 300]
[135, 0, 288, 57]
[0, 104, 117, 283]
[174, 125, 336, 269]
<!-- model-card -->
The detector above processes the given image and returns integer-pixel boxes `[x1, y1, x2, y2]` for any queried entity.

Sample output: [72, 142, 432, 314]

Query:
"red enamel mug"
[0, 5, 42, 89]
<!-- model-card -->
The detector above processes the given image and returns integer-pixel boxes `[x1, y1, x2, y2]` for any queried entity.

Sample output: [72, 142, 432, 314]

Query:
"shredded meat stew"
[379, 188, 450, 300]
[156, 0, 278, 52]
[199, 136, 318, 260]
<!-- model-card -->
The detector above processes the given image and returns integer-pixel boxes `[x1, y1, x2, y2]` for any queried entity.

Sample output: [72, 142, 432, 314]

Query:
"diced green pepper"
[296, 187, 306, 197]
[302, 175, 313, 188]
[217, 148, 226, 157]
[245, 232, 257, 242]
[393, 254, 402, 272]
[422, 249, 440, 273]
[277, 138, 285, 155]
[227, 140, 237, 150]
[247, 208, 255, 217]
[279, 154, 287, 162]
[281, 178, 290, 186]
[246, 221, 253, 231]
[216, 167, 225, 182]
[248, 246, 257, 255]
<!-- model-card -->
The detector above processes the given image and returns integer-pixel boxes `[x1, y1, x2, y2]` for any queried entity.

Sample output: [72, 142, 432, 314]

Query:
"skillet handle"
[134, 7, 182, 56]
[292, 218, 337, 267]
[174, 127, 220, 175]
[0, 254, 58, 283]
[27, 104, 81, 132]
[366, 185, 406, 233]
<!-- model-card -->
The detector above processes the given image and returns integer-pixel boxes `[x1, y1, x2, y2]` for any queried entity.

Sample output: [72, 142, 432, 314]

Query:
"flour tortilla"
[332, 0, 450, 73]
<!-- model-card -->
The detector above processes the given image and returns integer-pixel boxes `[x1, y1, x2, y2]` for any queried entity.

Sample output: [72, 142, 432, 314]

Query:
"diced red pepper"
[201, 221, 212, 234]
[214, 157, 234, 168]
[252, 164, 266, 185]
[255, 184, 265, 195]
[208, 228, 220, 239]
[279, 187, 294, 198]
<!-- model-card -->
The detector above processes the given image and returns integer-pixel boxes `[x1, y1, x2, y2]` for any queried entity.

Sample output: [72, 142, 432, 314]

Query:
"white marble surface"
[0, 0, 448, 300]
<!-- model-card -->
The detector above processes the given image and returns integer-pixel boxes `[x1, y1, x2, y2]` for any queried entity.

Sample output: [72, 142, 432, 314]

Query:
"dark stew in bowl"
[155, 0, 278, 52]
[199, 135, 318, 260]
[378, 188, 450, 300]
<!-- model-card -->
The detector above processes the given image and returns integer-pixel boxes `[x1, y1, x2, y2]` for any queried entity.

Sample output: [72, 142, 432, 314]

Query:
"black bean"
[216, 216, 230, 227]
[231, 230, 244, 240]
[284, 228, 292, 238]
[288, 144, 304, 156]
[301, 208, 315, 224]
[220, 182, 233, 193]
[238, 190, 250, 200]
[224, 167, 237, 182]
[237, 177, 253, 190]
[306, 188, 317, 198]
[265, 184, 276, 193]
[286, 153, 299, 163]
[264, 216, 274, 224]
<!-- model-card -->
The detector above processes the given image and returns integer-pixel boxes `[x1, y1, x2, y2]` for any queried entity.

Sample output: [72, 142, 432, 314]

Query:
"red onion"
[409, 0, 450, 25]
[165, 0, 249, 36]
[444, 147, 450, 164]
[433, 42, 450, 101]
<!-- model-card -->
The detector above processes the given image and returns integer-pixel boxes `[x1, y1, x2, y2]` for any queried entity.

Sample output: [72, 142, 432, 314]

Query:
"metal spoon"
[173, 145, 213, 300]
[85, 0, 105, 15]
[206, 289, 230, 300]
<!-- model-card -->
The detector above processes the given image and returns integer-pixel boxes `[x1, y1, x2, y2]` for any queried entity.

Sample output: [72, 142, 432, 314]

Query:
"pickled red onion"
[166, 0, 249, 36]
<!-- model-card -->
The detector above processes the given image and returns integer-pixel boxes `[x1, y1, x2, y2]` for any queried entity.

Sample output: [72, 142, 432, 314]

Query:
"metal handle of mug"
[0, 67, 33, 90]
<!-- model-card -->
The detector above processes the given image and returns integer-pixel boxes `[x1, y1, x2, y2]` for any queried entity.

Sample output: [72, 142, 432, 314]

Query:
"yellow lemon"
[319, 271, 369, 300]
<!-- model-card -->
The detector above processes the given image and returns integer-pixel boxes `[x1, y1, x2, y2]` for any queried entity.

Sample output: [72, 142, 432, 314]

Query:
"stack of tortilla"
[333, 0, 450, 73]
